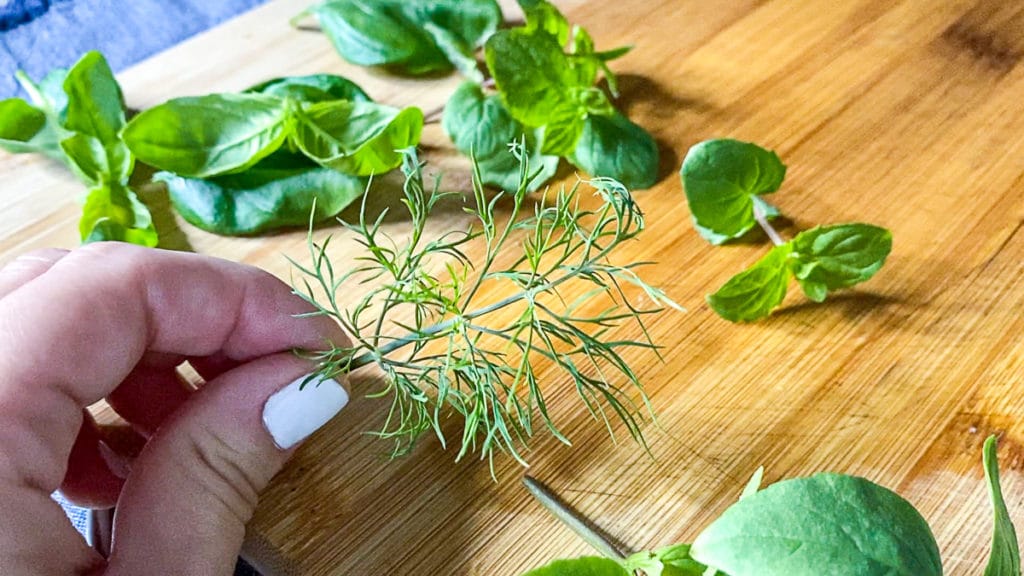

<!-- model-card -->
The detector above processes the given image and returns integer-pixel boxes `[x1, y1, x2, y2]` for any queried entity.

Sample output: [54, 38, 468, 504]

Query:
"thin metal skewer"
[522, 475, 631, 560]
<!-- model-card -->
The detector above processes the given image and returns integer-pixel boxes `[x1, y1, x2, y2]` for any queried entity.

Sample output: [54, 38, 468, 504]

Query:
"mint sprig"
[681, 138, 892, 322]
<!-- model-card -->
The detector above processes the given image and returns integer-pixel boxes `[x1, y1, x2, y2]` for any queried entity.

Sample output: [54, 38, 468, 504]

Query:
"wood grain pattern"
[2, 0, 1024, 574]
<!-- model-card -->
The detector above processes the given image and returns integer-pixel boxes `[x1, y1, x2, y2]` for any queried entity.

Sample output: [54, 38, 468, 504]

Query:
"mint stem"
[753, 203, 785, 246]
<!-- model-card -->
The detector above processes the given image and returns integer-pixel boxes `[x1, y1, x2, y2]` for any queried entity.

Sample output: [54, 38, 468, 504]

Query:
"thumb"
[105, 354, 348, 576]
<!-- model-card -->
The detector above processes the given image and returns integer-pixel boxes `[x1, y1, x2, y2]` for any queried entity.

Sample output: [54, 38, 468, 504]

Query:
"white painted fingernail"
[262, 373, 348, 450]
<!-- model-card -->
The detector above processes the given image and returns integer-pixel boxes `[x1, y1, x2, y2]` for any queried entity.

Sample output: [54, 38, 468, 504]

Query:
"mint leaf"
[984, 435, 1021, 576]
[156, 151, 366, 236]
[441, 81, 557, 192]
[789, 223, 892, 302]
[80, 183, 158, 247]
[245, 73, 370, 103]
[681, 139, 786, 245]
[291, 100, 423, 176]
[691, 473, 943, 576]
[707, 243, 792, 323]
[122, 93, 290, 178]
[571, 111, 658, 190]
[521, 557, 631, 576]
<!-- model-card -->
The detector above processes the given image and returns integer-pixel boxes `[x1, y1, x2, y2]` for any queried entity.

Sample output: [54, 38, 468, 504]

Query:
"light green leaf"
[706, 243, 792, 323]
[0, 98, 64, 158]
[624, 545, 707, 576]
[541, 100, 587, 157]
[245, 73, 370, 103]
[571, 111, 658, 190]
[983, 435, 1021, 576]
[156, 151, 366, 236]
[681, 139, 787, 245]
[521, 557, 631, 576]
[691, 473, 943, 576]
[62, 51, 126, 147]
[291, 100, 423, 176]
[79, 183, 158, 247]
[485, 29, 578, 127]
[60, 133, 132, 186]
[441, 81, 558, 192]
[423, 21, 484, 83]
[518, 0, 570, 46]
[789, 223, 892, 303]
[122, 93, 290, 178]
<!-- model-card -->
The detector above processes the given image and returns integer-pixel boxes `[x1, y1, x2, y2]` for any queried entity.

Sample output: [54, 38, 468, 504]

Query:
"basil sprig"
[524, 436, 1019, 576]
[1, 51, 157, 246]
[121, 74, 422, 236]
[681, 139, 893, 321]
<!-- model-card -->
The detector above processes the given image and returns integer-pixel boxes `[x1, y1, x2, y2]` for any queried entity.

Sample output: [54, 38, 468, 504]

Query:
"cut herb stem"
[753, 202, 785, 247]
[522, 475, 630, 560]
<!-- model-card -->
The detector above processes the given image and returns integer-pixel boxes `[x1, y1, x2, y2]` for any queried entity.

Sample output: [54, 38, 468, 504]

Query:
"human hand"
[0, 243, 350, 575]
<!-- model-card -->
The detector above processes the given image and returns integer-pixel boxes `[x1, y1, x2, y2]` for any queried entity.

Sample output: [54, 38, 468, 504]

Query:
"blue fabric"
[0, 0, 270, 98]
[52, 491, 90, 534]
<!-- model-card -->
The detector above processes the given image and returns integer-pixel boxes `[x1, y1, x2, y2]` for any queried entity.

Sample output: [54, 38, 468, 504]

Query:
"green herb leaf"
[707, 243, 792, 323]
[60, 132, 132, 186]
[245, 73, 371, 104]
[624, 545, 707, 576]
[518, 0, 571, 46]
[155, 151, 366, 235]
[485, 29, 578, 128]
[122, 93, 290, 178]
[984, 435, 1021, 576]
[16, 68, 69, 120]
[62, 51, 126, 147]
[521, 557, 631, 576]
[789, 223, 893, 303]
[571, 111, 658, 190]
[80, 183, 158, 247]
[291, 100, 423, 176]
[741, 467, 764, 500]
[305, 0, 500, 76]
[0, 98, 63, 158]
[681, 139, 787, 245]
[691, 473, 943, 576]
[441, 81, 557, 192]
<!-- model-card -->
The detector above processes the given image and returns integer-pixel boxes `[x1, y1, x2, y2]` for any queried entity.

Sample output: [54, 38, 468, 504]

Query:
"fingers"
[0, 248, 69, 298]
[59, 412, 125, 509]
[106, 354, 348, 576]
[0, 243, 348, 574]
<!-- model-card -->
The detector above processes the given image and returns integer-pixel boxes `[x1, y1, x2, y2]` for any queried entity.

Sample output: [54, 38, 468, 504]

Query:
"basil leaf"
[63, 51, 126, 147]
[60, 132, 132, 186]
[521, 557, 631, 576]
[983, 435, 1021, 576]
[307, 0, 447, 74]
[245, 73, 370, 104]
[156, 152, 366, 235]
[122, 93, 290, 178]
[80, 183, 158, 247]
[707, 243, 792, 323]
[681, 139, 787, 245]
[691, 473, 943, 576]
[291, 100, 423, 176]
[518, 0, 570, 46]
[571, 111, 658, 190]
[423, 21, 484, 83]
[485, 29, 578, 127]
[789, 223, 893, 303]
[304, 0, 500, 76]
[441, 81, 557, 192]
[16, 68, 69, 120]
[0, 98, 64, 158]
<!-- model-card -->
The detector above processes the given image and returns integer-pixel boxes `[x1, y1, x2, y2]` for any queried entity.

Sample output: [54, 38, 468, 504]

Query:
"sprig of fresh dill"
[289, 142, 679, 467]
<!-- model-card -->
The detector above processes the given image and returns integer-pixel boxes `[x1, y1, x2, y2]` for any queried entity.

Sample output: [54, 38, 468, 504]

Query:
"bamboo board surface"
[2, 0, 1024, 574]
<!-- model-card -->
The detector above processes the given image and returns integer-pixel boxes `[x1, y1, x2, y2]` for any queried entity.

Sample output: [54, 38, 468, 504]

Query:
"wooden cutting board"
[2, 0, 1024, 574]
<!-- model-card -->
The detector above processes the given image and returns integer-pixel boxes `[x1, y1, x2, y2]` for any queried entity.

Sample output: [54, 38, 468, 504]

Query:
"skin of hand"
[0, 243, 351, 575]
